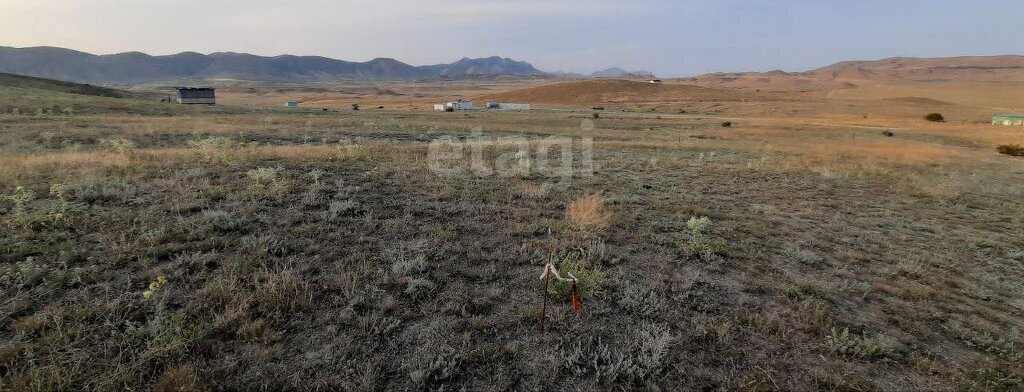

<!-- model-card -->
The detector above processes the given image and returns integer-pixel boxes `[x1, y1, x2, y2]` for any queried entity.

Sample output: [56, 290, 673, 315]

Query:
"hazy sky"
[2, 0, 1022, 77]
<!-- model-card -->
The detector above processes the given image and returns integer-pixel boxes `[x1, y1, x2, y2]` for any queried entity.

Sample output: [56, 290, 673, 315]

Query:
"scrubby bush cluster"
[997, 144, 1024, 157]
[98, 137, 137, 153]
[559, 323, 673, 383]
[680, 216, 727, 262]
[825, 327, 900, 361]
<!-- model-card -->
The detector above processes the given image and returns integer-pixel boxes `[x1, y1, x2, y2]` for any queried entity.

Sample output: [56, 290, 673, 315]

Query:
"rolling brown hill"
[681, 55, 1024, 91]
[0, 72, 130, 98]
[475, 79, 745, 106]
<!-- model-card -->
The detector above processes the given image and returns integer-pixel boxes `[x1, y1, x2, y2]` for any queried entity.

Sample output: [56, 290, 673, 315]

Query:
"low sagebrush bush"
[391, 254, 428, 277]
[997, 144, 1024, 157]
[680, 216, 727, 262]
[825, 327, 899, 361]
[67, 178, 137, 205]
[407, 347, 462, 389]
[98, 137, 137, 153]
[4, 186, 35, 223]
[924, 113, 945, 122]
[404, 278, 437, 299]
[617, 281, 664, 318]
[246, 167, 290, 199]
[187, 135, 235, 162]
[944, 321, 1020, 360]
[559, 323, 673, 383]
[201, 210, 245, 234]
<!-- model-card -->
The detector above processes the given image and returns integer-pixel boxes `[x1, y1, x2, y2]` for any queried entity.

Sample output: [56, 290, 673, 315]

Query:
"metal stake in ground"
[539, 246, 553, 332]
[540, 264, 551, 332]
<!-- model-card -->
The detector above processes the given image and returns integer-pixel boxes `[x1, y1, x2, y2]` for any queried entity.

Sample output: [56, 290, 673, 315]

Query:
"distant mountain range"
[549, 67, 657, 79]
[0, 46, 547, 83]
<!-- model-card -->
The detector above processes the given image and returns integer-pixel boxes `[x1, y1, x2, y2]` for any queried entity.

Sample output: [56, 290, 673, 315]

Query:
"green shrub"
[246, 167, 290, 199]
[680, 216, 727, 262]
[67, 179, 137, 205]
[5, 186, 35, 220]
[924, 113, 944, 122]
[98, 137, 136, 153]
[187, 136, 235, 161]
[825, 327, 899, 361]
[547, 242, 607, 297]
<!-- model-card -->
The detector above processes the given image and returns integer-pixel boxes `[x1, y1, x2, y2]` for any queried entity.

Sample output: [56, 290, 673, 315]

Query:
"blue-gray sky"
[2, 0, 1021, 77]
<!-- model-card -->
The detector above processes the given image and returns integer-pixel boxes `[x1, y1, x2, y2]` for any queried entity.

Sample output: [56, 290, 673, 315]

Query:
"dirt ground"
[1, 77, 1023, 390]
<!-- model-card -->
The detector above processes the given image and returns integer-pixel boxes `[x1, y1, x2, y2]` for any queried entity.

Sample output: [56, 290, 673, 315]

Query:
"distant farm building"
[992, 114, 1024, 126]
[176, 88, 215, 105]
[486, 102, 531, 111]
[434, 99, 475, 111]
[284, 101, 299, 108]
[648, 79, 663, 84]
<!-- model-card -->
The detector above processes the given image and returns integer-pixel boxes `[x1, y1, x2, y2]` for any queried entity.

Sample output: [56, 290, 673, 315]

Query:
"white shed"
[435, 99, 475, 111]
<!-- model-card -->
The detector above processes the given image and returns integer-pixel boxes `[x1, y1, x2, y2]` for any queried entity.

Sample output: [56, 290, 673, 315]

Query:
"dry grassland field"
[1, 73, 1024, 391]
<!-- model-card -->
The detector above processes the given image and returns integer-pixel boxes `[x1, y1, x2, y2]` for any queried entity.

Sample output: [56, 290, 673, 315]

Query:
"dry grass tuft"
[151, 364, 206, 392]
[566, 193, 612, 232]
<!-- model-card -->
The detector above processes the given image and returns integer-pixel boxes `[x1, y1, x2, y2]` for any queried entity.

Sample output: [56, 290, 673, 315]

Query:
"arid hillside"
[475, 79, 749, 106]
[682, 55, 1024, 91]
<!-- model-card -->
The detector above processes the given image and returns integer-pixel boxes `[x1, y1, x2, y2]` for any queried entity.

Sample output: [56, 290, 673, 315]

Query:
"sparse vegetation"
[925, 112, 945, 122]
[1, 73, 1023, 391]
[997, 144, 1024, 157]
[559, 323, 673, 383]
[98, 137, 137, 153]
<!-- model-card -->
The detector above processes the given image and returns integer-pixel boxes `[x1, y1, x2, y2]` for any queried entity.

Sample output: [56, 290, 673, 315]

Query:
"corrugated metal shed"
[176, 88, 215, 105]
[993, 114, 1024, 126]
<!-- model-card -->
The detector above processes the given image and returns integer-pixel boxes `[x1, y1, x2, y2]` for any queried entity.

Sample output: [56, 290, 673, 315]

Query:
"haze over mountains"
[550, 68, 657, 79]
[1, 46, 1021, 88]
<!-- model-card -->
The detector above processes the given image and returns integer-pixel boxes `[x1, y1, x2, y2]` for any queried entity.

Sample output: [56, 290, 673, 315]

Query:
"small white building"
[433, 99, 475, 111]
[485, 102, 531, 111]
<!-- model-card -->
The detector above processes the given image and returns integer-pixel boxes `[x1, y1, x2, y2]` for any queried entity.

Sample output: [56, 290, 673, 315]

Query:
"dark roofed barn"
[176, 88, 215, 105]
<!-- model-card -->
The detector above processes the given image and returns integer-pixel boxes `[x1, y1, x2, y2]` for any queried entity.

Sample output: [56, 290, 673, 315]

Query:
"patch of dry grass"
[2, 88, 1024, 391]
[566, 193, 611, 233]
